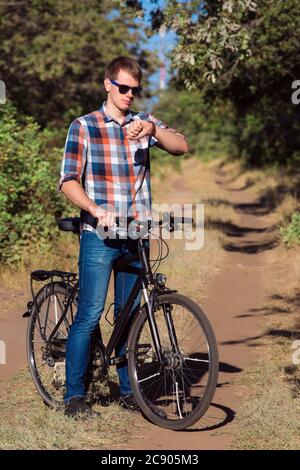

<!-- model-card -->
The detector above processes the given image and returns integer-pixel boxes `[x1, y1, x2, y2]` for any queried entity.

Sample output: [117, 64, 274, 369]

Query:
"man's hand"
[89, 204, 115, 227]
[127, 120, 155, 140]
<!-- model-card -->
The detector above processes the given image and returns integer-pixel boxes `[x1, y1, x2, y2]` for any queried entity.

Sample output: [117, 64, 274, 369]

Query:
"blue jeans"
[64, 230, 143, 403]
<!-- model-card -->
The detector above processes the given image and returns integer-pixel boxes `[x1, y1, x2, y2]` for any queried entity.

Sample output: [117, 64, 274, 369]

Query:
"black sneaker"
[149, 403, 167, 420]
[119, 395, 167, 419]
[64, 397, 100, 420]
[119, 394, 140, 413]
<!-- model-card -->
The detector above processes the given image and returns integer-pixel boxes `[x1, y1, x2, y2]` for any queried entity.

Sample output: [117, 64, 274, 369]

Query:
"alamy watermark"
[0, 340, 6, 365]
[0, 80, 6, 104]
[291, 80, 300, 105]
[94, 203, 205, 251]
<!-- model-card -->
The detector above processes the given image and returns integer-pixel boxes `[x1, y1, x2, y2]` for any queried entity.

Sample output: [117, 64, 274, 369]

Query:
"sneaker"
[149, 403, 167, 420]
[119, 394, 167, 419]
[119, 394, 140, 413]
[64, 397, 100, 419]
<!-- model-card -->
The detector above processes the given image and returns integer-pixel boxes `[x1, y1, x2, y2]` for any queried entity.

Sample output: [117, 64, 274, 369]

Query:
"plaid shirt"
[59, 101, 168, 232]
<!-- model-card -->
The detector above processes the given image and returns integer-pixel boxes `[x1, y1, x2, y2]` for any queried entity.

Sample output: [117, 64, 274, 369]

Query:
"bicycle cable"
[148, 226, 170, 273]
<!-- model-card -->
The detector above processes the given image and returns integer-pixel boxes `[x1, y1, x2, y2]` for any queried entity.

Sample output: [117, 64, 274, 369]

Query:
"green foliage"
[0, 0, 157, 127]
[0, 104, 68, 264]
[127, 0, 300, 168]
[280, 212, 300, 248]
[123, 0, 257, 87]
[153, 88, 237, 159]
[223, 0, 300, 166]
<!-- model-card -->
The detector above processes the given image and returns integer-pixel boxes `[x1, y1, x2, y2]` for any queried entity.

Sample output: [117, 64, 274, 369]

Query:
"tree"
[123, 0, 300, 166]
[0, 0, 158, 127]
[121, 0, 257, 87]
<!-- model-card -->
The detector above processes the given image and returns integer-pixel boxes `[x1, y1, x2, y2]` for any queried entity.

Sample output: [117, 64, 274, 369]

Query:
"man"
[59, 56, 189, 418]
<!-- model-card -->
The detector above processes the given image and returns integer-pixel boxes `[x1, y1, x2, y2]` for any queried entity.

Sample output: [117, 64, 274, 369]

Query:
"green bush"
[280, 212, 300, 248]
[0, 104, 68, 264]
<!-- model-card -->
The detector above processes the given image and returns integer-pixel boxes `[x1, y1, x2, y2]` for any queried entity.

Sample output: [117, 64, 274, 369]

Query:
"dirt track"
[115, 161, 276, 450]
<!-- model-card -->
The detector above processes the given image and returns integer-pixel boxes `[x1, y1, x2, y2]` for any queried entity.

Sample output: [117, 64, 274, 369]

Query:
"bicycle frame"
[36, 236, 177, 373]
[105, 237, 168, 367]
[47, 281, 78, 344]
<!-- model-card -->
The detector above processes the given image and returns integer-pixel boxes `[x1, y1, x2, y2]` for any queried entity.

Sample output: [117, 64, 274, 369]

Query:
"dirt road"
[115, 161, 276, 450]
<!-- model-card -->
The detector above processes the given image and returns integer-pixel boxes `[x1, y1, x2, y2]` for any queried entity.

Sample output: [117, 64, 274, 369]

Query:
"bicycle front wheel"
[127, 293, 219, 430]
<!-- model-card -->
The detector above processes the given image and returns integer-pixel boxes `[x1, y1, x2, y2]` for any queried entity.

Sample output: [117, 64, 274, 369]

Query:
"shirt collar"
[99, 101, 134, 125]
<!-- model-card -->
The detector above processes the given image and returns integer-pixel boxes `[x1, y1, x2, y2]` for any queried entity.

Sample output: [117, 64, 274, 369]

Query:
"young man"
[59, 56, 189, 418]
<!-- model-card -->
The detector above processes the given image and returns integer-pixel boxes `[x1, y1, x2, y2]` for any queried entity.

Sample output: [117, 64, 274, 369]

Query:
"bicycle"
[23, 213, 219, 430]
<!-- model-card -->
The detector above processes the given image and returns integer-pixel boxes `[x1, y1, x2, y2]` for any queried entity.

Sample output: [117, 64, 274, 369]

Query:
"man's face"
[104, 68, 140, 111]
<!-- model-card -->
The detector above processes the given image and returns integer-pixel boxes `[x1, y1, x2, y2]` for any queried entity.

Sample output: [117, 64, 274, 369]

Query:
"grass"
[0, 371, 139, 450]
[233, 301, 300, 449]
[0, 231, 79, 320]
[219, 159, 300, 248]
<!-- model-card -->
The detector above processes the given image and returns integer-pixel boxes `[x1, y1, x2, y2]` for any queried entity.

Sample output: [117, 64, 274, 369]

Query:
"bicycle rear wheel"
[26, 283, 77, 408]
[127, 293, 219, 430]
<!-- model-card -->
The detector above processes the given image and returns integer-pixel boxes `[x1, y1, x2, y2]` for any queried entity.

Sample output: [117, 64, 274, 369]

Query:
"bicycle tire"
[26, 283, 77, 408]
[127, 293, 219, 430]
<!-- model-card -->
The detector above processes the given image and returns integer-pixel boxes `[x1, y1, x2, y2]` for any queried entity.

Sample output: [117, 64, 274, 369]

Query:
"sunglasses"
[110, 79, 142, 97]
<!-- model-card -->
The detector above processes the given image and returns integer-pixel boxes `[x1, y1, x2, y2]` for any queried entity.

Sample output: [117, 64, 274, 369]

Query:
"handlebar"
[57, 213, 194, 236]
[105, 213, 194, 233]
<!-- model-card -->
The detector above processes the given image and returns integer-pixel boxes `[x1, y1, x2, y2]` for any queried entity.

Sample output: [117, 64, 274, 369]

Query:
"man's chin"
[120, 100, 131, 109]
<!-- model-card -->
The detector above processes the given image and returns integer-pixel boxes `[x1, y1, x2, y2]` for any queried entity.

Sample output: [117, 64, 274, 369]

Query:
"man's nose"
[126, 88, 133, 98]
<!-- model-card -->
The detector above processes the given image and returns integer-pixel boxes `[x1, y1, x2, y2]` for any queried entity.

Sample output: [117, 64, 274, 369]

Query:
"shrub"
[0, 104, 68, 264]
[280, 212, 300, 248]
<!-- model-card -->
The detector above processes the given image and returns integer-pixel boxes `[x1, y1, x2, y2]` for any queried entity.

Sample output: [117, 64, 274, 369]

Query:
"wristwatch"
[150, 121, 156, 137]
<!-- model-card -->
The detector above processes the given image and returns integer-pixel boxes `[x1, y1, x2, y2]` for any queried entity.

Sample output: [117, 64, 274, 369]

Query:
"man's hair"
[105, 56, 142, 83]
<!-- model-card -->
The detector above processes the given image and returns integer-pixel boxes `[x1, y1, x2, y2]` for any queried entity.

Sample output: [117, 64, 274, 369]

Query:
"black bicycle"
[24, 213, 219, 430]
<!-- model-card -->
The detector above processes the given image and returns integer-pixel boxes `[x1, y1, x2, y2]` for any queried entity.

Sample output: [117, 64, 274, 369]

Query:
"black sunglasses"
[110, 79, 142, 97]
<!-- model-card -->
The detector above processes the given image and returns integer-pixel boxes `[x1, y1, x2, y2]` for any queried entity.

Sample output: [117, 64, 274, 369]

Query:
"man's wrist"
[87, 203, 97, 217]
[149, 121, 156, 137]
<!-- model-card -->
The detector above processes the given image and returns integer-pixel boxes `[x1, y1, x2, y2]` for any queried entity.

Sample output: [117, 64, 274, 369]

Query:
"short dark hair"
[105, 56, 142, 83]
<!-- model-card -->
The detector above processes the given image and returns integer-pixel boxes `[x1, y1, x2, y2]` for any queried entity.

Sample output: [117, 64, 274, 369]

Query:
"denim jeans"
[64, 230, 143, 403]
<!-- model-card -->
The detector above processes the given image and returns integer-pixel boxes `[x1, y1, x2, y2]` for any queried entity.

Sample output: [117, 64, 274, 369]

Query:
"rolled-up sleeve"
[58, 118, 87, 191]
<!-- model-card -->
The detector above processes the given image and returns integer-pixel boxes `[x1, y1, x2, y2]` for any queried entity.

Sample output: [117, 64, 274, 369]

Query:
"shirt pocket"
[130, 136, 149, 167]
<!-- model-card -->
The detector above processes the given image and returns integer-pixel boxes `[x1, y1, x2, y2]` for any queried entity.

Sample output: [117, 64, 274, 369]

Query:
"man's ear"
[104, 78, 111, 93]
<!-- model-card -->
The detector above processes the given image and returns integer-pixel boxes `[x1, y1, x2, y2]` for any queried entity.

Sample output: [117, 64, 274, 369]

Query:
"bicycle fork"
[142, 284, 179, 366]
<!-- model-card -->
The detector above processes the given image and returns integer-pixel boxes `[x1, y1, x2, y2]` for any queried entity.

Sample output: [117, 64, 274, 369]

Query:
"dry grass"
[232, 284, 300, 449]
[217, 160, 300, 229]
[0, 371, 141, 450]
[0, 232, 79, 320]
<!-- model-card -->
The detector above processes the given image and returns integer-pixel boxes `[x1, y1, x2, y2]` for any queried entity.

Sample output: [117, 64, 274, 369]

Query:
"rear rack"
[22, 270, 78, 319]
[31, 269, 77, 282]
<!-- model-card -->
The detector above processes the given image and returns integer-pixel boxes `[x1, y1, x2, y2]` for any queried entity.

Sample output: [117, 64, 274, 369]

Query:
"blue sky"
[137, 0, 178, 107]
